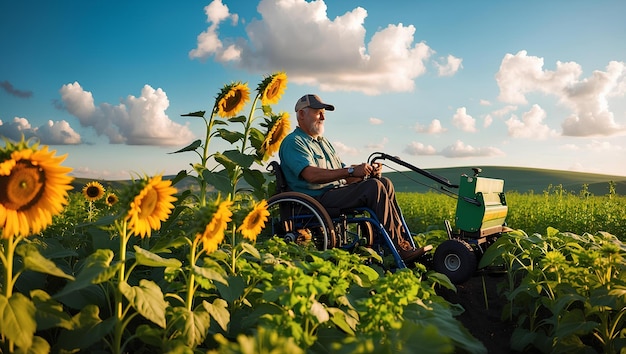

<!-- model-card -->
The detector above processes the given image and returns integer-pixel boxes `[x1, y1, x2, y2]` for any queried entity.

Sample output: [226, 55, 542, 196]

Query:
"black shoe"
[399, 245, 433, 263]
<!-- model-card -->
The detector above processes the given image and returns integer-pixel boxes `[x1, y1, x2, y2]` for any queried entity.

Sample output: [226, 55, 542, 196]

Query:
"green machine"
[368, 154, 512, 284]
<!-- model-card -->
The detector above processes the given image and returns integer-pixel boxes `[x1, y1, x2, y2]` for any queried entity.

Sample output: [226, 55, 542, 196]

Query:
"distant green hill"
[71, 166, 626, 196]
[386, 166, 626, 196]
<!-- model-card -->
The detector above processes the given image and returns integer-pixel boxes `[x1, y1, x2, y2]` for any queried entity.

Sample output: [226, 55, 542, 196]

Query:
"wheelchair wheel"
[433, 239, 477, 284]
[261, 192, 336, 250]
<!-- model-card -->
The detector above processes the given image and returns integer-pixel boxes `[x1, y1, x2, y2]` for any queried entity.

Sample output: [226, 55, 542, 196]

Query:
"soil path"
[437, 272, 517, 353]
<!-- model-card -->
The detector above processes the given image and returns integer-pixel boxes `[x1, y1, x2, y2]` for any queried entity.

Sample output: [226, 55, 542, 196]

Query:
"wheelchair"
[260, 152, 511, 284]
[260, 158, 431, 271]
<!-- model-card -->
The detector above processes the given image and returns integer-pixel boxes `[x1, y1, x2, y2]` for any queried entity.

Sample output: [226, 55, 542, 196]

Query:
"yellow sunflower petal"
[238, 200, 270, 242]
[125, 175, 177, 239]
[261, 72, 288, 106]
[217, 83, 250, 118]
[0, 145, 74, 239]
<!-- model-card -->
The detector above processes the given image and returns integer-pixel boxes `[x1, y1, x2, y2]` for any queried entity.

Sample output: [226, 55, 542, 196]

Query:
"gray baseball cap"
[294, 94, 335, 112]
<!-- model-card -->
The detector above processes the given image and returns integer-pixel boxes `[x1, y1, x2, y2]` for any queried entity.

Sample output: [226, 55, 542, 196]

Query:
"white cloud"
[584, 139, 622, 152]
[0, 117, 81, 145]
[189, 0, 240, 61]
[190, 0, 454, 95]
[496, 50, 626, 136]
[365, 137, 388, 150]
[483, 115, 493, 128]
[440, 140, 504, 158]
[452, 107, 476, 132]
[435, 55, 463, 76]
[480, 99, 491, 106]
[60, 82, 195, 146]
[333, 141, 359, 155]
[369, 117, 383, 125]
[505, 104, 558, 139]
[414, 119, 447, 134]
[490, 105, 518, 117]
[559, 143, 579, 151]
[403, 141, 437, 155]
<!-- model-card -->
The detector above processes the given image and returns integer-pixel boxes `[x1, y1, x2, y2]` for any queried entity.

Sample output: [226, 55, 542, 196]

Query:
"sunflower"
[216, 82, 250, 118]
[238, 200, 270, 242]
[196, 200, 233, 254]
[258, 72, 288, 106]
[105, 193, 119, 207]
[125, 174, 177, 238]
[0, 141, 74, 239]
[82, 181, 105, 201]
[261, 113, 291, 160]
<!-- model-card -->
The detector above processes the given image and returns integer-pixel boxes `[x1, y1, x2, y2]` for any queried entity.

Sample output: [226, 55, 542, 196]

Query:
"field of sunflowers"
[1, 73, 624, 354]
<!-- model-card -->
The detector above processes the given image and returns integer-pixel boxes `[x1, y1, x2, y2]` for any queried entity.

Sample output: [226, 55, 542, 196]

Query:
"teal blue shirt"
[278, 127, 345, 197]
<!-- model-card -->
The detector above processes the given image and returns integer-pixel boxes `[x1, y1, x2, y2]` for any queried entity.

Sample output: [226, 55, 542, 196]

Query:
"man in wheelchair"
[278, 94, 432, 265]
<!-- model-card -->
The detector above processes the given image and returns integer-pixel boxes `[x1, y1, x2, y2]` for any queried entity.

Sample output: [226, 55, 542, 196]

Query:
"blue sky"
[1, 0, 625, 180]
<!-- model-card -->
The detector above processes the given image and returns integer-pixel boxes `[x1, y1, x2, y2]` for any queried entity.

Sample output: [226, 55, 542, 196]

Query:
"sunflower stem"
[186, 239, 200, 312]
[112, 219, 130, 354]
[230, 93, 261, 199]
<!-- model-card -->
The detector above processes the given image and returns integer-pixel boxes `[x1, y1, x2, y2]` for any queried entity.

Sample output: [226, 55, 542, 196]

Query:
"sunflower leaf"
[202, 298, 230, 331]
[181, 111, 206, 117]
[248, 127, 265, 150]
[169, 139, 202, 154]
[242, 168, 265, 192]
[54, 249, 120, 298]
[120, 280, 167, 328]
[31, 289, 73, 331]
[217, 129, 244, 144]
[168, 306, 210, 348]
[17, 243, 75, 280]
[228, 115, 247, 123]
[202, 169, 232, 196]
[133, 246, 182, 268]
[0, 293, 37, 349]
[223, 149, 255, 169]
[56, 305, 116, 351]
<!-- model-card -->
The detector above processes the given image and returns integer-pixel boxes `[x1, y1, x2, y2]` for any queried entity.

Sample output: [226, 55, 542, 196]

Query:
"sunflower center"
[266, 82, 280, 99]
[138, 188, 158, 218]
[86, 186, 101, 198]
[0, 160, 45, 211]
[223, 91, 242, 112]
[248, 212, 261, 226]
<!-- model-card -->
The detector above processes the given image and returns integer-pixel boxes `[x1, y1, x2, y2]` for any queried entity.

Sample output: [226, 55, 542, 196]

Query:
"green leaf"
[215, 275, 245, 303]
[217, 129, 244, 144]
[0, 293, 37, 349]
[327, 307, 355, 334]
[133, 246, 182, 268]
[239, 242, 261, 259]
[193, 264, 228, 286]
[30, 289, 73, 331]
[16, 244, 75, 280]
[223, 149, 255, 169]
[202, 298, 230, 331]
[228, 115, 247, 123]
[202, 169, 232, 196]
[181, 111, 205, 117]
[57, 305, 116, 351]
[249, 127, 265, 150]
[168, 306, 210, 348]
[242, 168, 266, 192]
[169, 139, 202, 154]
[54, 249, 120, 298]
[119, 280, 167, 328]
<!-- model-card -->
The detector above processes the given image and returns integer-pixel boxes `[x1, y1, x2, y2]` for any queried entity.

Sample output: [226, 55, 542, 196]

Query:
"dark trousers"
[315, 177, 413, 251]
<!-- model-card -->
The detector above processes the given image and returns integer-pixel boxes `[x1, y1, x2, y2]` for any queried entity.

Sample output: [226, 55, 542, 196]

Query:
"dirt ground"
[437, 270, 517, 354]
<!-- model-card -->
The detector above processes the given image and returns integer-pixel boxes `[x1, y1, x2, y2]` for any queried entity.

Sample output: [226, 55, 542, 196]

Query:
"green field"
[385, 165, 626, 195]
[71, 165, 626, 197]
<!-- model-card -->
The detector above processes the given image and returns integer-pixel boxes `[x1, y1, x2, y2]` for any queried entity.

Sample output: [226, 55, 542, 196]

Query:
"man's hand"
[370, 162, 382, 178]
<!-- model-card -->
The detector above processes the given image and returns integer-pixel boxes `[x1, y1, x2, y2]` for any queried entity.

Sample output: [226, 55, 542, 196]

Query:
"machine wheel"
[261, 192, 336, 250]
[433, 239, 477, 284]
